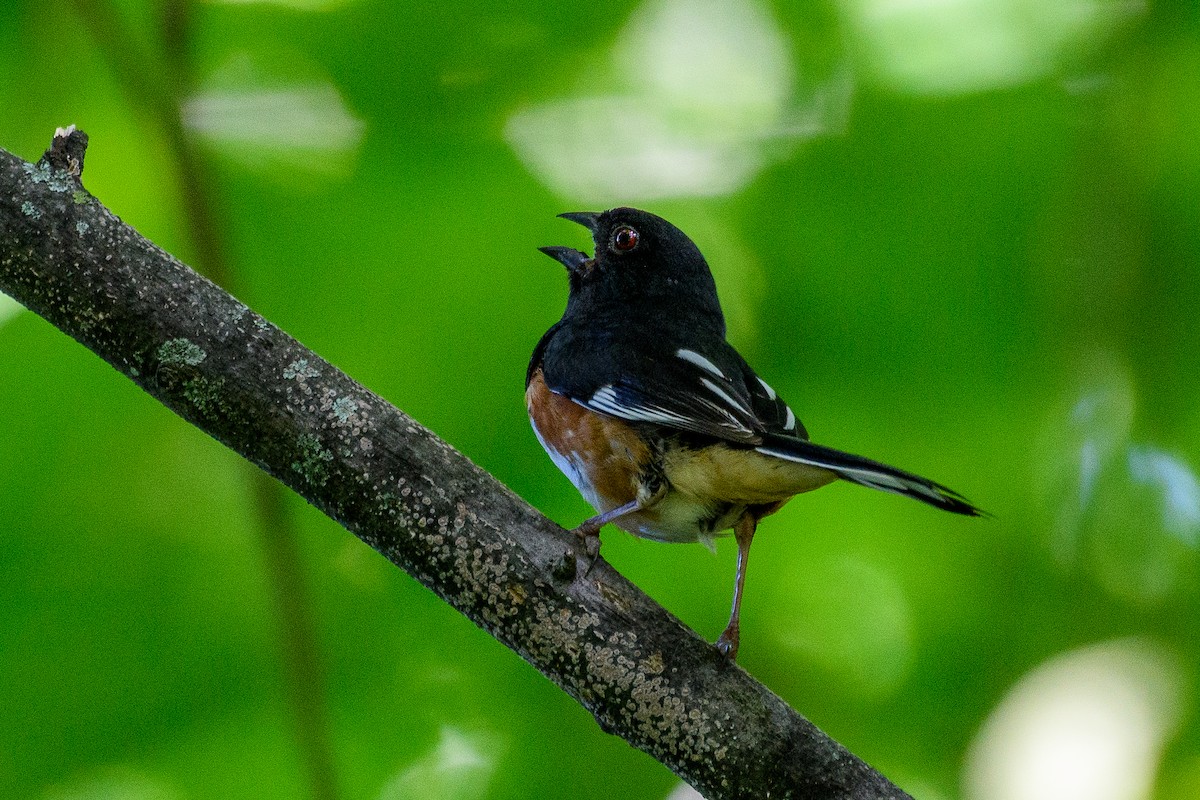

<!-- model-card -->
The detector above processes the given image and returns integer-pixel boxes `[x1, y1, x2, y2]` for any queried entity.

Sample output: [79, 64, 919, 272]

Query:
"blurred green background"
[2, 1, 1198, 799]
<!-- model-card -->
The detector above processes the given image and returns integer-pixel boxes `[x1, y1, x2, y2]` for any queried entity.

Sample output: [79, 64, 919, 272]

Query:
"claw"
[571, 522, 602, 577]
[567, 499, 641, 578]
[715, 623, 740, 661]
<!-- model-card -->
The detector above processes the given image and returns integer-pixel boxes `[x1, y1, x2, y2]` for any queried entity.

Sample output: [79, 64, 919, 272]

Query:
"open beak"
[538, 246, 591, 271]
[540, 211, 601, 272]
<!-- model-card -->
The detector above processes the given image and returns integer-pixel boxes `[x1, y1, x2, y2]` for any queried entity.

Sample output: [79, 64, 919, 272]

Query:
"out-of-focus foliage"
[2, 1, 1198, 799]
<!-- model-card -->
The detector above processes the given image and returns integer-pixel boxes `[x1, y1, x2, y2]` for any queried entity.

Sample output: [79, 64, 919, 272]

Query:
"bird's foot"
[715, 622, 740, 661]
[569, 522, 602, 576]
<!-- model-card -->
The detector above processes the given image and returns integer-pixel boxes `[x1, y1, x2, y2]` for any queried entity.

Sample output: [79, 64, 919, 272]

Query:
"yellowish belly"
[662, 442, 837, 506]
[590, 441, 837, 545]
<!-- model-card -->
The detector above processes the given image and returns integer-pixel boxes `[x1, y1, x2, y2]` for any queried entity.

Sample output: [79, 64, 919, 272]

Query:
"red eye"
[612, 226, 639, 252]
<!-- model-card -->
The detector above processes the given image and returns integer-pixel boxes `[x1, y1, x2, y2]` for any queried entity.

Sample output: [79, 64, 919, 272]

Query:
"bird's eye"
[612, 226, 639, 252]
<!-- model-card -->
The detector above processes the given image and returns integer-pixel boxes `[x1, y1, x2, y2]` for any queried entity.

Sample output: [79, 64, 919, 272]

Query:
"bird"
[526, 207, 980, 660]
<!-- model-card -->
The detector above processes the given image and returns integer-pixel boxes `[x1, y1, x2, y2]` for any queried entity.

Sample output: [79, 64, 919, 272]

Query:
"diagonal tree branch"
[0, 129, 912, 800]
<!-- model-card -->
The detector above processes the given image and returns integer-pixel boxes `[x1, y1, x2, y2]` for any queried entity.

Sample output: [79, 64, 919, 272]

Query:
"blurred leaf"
[1037, 353, 1199, 603]
[183, 51, 365, 180]
[378, 728, 501, 800]
[838, 0, 1141, 94]
[965, 638, 1187, 800]
[505, 0, 850, 202]
[40, 768, 180, 800]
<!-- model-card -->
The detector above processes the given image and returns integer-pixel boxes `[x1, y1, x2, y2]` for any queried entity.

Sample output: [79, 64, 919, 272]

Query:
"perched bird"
[526, 207, 980, 660]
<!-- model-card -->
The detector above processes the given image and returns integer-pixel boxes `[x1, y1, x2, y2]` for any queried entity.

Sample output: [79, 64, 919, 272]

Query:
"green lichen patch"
[157, 337, 206, 366]
[72, 190, 90, 205]
[183, 376, 230, 417]
[75, 220, 90, 235]
[292, 433, 333, 487]
[20, 201, 41, 219]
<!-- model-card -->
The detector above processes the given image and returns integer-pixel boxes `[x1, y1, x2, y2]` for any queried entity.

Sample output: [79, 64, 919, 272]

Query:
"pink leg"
[715, 514, 757, 661]
[570, 499, 640, 564]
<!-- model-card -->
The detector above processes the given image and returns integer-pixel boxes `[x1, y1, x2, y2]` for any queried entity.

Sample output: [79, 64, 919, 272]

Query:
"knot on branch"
[39, 125, 89, 182]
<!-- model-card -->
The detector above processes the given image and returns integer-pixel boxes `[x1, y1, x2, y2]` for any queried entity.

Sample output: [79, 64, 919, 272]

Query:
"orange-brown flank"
[526, 367, 649, 513]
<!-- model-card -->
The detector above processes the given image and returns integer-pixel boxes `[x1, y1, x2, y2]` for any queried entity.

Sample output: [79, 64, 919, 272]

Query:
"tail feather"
[757, 434, 982, 516]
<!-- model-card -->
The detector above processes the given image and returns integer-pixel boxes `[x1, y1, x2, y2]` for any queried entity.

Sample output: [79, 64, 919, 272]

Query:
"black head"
[539, 207, 725, 334]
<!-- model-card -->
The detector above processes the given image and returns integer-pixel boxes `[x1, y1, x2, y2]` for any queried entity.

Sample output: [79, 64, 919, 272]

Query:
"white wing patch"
[757, 377, 777, 400]
[784, 406, 796, 431]
[589, 385, 694, 427]
[676, 348, 727, 380]
[590, 385, 619, 408]
[587, 382, 755, 438]
[699, 377, 752, 417]
[675, 349, 757, 425]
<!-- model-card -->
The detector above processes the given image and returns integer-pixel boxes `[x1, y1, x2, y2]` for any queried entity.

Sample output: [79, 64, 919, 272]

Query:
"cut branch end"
[42, 124, 88, 180]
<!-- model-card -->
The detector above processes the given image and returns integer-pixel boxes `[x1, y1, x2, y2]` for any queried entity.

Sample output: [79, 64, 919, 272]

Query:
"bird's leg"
[715, 513, 758, 661]
[571, 481, 666, 574]
[572, 500, 639, 560]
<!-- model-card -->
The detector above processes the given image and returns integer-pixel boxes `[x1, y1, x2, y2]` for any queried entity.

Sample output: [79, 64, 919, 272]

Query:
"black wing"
[535, 323, 807, 445]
